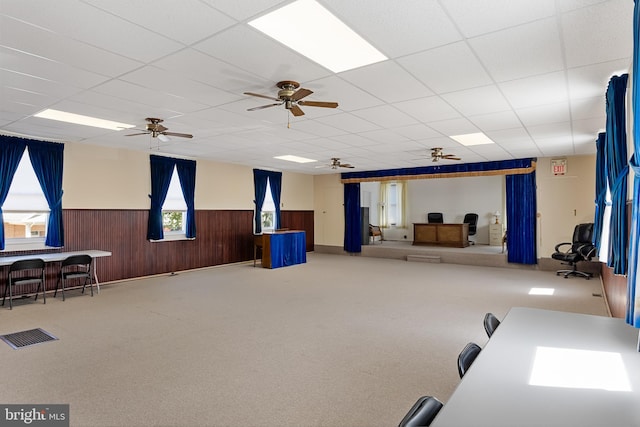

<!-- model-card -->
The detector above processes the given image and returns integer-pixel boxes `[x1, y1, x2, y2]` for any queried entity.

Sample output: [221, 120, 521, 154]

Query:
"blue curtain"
[253, 169, 282, 233]
[627, 0, 640, 328]
[147, 155, 176, 240]
[505, 171, 537, 264]
[343, 183, 361, 253]
[593, 132, 608, 250]
[605, 74, 629, 275]
[0, 136, 28, 250]
[269, 171, 282, 230]
[28, 140, 65, 247]
[176, 158, 197, 239]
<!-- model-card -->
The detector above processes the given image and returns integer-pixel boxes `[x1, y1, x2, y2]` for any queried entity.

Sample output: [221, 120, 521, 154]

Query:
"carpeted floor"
[0, 253, 607, 427]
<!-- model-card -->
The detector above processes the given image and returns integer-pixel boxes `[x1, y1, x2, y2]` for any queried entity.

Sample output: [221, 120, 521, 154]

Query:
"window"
[2, 149, 49, 249]
[261, 178, 276, 232]
[162, 166, 187, 235]
[381, 181, 406, 227]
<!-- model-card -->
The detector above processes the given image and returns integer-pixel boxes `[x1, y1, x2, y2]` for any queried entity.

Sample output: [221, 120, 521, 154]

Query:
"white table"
[0, 250, 112, 293]
[431, 307, 640, 427]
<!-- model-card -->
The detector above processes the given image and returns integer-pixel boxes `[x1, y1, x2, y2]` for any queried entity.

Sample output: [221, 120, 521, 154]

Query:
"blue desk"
[261, 231, 306, 269]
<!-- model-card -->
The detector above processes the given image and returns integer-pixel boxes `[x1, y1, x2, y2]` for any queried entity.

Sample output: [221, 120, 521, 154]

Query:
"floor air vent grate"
[0, 328, 58, 349]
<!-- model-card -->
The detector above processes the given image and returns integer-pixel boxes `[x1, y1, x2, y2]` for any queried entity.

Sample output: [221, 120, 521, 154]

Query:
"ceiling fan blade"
[247, 103, 282, 111]
[125, 132, 150, 137]
[290, 104, 305, 117]
[340, 163, 355, 168]
[291, 88, 313, 101]
[298, 100, 338, 108]
[244, 92, 281, 102]
[442, 156, 461, 160]
[163, 132, 193, 139]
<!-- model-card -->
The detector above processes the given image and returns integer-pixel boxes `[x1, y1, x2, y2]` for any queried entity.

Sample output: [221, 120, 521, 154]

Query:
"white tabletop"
[431, 307, 640, 427]
[0, 250, 112, 266]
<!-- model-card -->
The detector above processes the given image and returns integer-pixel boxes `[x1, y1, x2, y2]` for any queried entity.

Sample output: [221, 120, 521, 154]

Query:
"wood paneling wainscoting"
[601, 266, 627, 318]
[1, 209, 314, 292]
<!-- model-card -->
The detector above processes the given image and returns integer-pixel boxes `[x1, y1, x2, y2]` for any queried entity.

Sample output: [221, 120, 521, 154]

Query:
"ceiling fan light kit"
[244, 80, 338, 119]
[125, 118, 193, 141]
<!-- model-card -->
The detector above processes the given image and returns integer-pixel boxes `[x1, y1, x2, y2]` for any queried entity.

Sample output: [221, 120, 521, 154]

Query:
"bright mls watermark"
[1, 405, 69, 426]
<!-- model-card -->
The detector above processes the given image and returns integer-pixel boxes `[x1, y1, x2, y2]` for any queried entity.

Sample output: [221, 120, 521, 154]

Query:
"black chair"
[463, 213, 478, 245]
[2, 258, 46, 310]
[483, 312, 500, 338]
[457, 342, 482, 378]
[54, 254, 93, 301]
[551, 223, 596, 279]
[427, 212, 443, 223]
[398, 396, 443, 427]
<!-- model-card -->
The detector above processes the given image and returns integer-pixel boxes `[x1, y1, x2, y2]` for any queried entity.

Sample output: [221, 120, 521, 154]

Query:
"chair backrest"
[571, 223, 595, 257]
[9, 258, 45, 273]
[457, 342, 482, 378]
[483, 312, 501, 338]
[61, 254, 92, 269]
[427, 212, 443, 223]
[463, 213, 479, 235]
[398, 396, 443, 427]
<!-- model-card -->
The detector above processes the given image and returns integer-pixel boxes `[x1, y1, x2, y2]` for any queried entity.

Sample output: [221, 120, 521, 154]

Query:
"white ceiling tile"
[528, 122, 573, 140]
[323, 0, 462, 57]
[567, 58, 631, 99]
[441, 0, 556, 38]
[571, 97, 606, 121]
[1, 1, 183, 62]
[315, 113, 380, 134]
[469, 18, 564, 82]
[441, 85, 511, 116]
[561, 0, 634, 68]
[468, 111, 523, 132]
[398, 42, 493, 94]
[394, 97, 461, 124]
[391, 124, 441, 141]
[202, 0, 291, 21]
[516, 102, 571, 127]
[556, 0, 609, 13]
[499, 72, 568, 109]
[350, 105, 418, 129]
[426, 118, 480, 136]
[340, 61, 433, 103]
[83, 0, 236, 45]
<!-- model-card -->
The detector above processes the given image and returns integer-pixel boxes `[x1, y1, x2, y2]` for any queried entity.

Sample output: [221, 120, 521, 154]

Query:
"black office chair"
[2, 258, 46, 310]
[457, 342, 482, 378]
[427, 212, 443, 223]
[483, 312, 500, 338]
[551, 223, 596, 279]
[463, 213, 478, 245]
[54, 254, 93, 301]
[398, 396, 443, 427]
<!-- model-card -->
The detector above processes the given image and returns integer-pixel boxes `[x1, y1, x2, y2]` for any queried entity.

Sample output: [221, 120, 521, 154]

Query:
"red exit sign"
[552, 159, 566, 176]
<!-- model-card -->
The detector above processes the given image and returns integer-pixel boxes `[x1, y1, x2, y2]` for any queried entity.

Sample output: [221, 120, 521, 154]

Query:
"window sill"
[1, 239, 49, 252]
[149, 233, 193, 242]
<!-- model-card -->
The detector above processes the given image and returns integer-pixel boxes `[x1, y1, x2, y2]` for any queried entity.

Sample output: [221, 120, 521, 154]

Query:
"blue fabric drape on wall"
[269, 172, 282, 230]
[505, 171, 537, 264]
[593, 132, 608, 250]
[253, 169, 282, 233]
[28, 140, 65, 247]
[626, 0, 640, 328]
[148, 155, 177, 240]
[605, 74, 629, 275]
[343, 183, 361, 253]
[0, 136, 27, 250]
[176, 158, 197, 239]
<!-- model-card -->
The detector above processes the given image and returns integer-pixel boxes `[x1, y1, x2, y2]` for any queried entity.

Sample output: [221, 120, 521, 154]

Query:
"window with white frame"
[162, 166, 187, 234]
[3, 149, 49, 247]
[383, 181, 405, 227]
[261, 178, 276, 232]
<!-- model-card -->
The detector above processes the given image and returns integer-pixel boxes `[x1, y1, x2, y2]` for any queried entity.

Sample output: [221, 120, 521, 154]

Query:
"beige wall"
[62, 142, 314, 211]
[313, 174, 344, 246]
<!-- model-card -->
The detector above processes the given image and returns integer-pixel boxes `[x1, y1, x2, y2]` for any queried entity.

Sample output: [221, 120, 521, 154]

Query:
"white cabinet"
[489, 223, 504, 246]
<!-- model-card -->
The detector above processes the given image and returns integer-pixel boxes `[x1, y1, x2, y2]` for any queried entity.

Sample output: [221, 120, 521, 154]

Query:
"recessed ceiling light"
[249, 0, 387, 73]
[529, 287, 555, 295]
[274, 155, 317, 164]
[450, 132, 496, 146]
[34, 109, 135, 131]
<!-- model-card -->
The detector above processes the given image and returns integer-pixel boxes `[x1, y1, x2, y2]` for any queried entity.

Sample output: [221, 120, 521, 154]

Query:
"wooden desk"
[431, 307, 640, 427]
[258, 231, 306, 269]
[413, 223, 469, 248]
[0, 250, 112, 293]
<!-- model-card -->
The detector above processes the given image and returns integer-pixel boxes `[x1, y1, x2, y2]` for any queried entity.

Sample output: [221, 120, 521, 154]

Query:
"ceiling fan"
[125, 118, 193, 142]
[244, 80, 338, 117]
[430, 147, 461, 162]
[316, 158, 355, 170]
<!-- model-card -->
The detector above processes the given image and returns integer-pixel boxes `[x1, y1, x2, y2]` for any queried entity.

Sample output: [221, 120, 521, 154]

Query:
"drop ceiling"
[0, 0, 633, 174]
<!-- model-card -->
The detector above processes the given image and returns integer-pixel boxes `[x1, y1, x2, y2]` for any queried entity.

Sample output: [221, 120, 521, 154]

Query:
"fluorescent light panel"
[34, 109, 135, 131]
[249, 0, 387, 73]
[529, 287, 555, 295]
[274, 155, 316, 164]
[450, 132, 496, 146]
